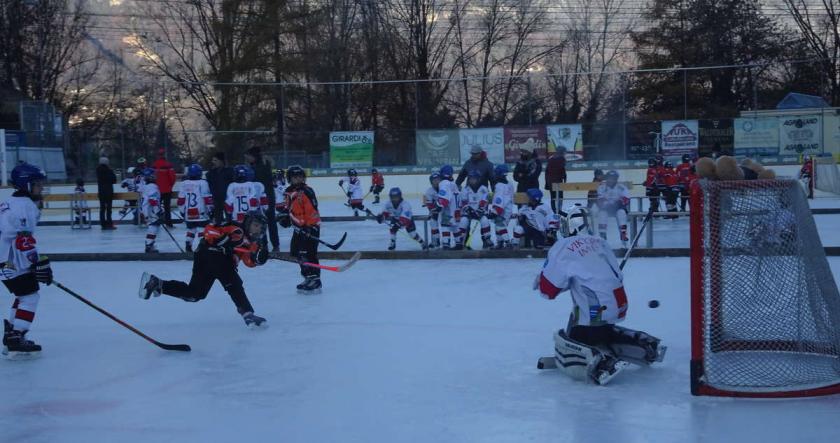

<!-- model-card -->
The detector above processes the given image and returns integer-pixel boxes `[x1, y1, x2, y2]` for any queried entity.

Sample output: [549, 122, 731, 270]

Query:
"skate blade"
[595, 361, 629, 386]
[297, 288, 322, 295]
[1, 348, 41, 361]
[654, 345, 667, 363]
[138, 272, 151, 299]
[247, 322, 269, 331]
[537, 356, 558, 370]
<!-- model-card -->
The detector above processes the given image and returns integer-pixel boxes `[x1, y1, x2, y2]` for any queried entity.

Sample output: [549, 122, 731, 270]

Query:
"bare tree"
[782, 0, 840, 104]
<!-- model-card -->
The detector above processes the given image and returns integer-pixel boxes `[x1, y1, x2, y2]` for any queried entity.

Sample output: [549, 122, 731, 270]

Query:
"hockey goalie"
[535, 206, 667, 385]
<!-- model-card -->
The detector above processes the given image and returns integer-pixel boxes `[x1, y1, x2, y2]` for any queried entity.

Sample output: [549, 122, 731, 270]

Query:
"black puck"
[648, 300, 660, 308]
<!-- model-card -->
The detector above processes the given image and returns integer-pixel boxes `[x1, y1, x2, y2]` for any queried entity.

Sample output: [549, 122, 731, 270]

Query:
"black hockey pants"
[161, 249, 254, 315]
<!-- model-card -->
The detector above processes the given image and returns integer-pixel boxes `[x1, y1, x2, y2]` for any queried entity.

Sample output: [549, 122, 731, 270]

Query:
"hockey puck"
[648, 300, 660, 309]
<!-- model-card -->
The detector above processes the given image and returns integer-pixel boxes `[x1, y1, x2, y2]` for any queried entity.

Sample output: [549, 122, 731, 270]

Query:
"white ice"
[2, 256, 840, 443]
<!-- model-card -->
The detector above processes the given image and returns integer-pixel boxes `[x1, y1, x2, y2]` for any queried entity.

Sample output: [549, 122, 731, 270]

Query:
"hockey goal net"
[690, 179, 840, 397]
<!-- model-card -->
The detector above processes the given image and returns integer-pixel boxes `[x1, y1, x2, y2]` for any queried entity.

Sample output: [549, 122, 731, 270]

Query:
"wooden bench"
[555, 181, 634, 192]
[44, 192, 141, 202]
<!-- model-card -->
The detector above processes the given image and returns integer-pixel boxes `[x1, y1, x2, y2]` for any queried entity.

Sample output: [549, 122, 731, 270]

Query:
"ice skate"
[139, 272, 162, 299]
[242, 312, 268, 330]
[145, 243, 159, 254]
[185, 242, 193, 253]
[590, 354, 628, 386]
[2, 329, 41, 360]
[298, 277, 322, 295]
[482, 238, 494, 249]
[388, 239, 396, 251]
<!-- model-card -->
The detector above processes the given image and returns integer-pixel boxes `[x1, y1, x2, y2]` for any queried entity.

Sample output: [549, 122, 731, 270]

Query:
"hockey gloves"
[254, 247, 269, 266]
[33, 256, 53, 285]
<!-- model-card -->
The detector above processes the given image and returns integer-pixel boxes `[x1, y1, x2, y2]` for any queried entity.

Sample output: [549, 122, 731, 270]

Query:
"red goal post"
[690, 179, 840, 398]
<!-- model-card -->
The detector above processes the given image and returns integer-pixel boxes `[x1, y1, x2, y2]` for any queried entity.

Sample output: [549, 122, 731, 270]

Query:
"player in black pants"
[138, 211, 269, 329]
[284, 166, 322, 294]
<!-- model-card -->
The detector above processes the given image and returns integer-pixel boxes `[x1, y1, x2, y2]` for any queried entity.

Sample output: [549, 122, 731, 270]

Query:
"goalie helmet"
[563, 204, 589, 237]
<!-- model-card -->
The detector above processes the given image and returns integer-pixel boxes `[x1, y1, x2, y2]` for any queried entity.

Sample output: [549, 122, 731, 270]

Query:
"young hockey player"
[643, 157, 663, 212]
[661, 161, 679, 218]
[285, 166, 322, 294]
[374, 187, 427, 250]
[246, 166, 269, 214]
[178, 164, 214, 252]
[119, 167, 140, 221]
[422, 173, 442, 249]
[436, 165, 462, 249]
[339, 169, 365, 216]
[587, 169, 605, 209]
[596, 170, 630, 246]
[1, 163, 52, 359]
[139, 210, 269, 329]
[370, 168, 385, 204]
[141, 168, 163, 253]
[457, 170, 493, 250]
[675, 154, 697, 211]
[799, 155, 814, 199]
[71, 178, 91, 229]
[225, 165, 265, 223]
[535, 205, 666, 385]
[513, 188, 559, 250]
[488, 165, 514, 249]
[274, 169, 289, 227]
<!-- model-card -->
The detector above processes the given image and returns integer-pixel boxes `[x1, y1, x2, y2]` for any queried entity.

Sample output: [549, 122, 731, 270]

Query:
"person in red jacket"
[661, 161, 679, 218]
[545, 148, 567, 213]
[370, 168, 385, 204]
[675, 154, 696, 211]
[153, 149, 177, 228]
[799, 155, 814, 199]
[644, 157, 663, 212]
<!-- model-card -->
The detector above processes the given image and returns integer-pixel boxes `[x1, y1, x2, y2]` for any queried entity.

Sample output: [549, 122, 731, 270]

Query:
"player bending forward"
[141, 168, 163, 253]
[340, 169, 366, 216]
[139, 211, 269, 329]
[596, 170, 630, 246]
[513, 189, 558, 250]
[422, 173, 442, 249]
[179, 164, 214, 252]
[488, 165, 514, 249]
[535, 206, 666, 385]
[457, 170, 493, 250]
[2, 163, 53, 359]
[374, 187, 427, 251]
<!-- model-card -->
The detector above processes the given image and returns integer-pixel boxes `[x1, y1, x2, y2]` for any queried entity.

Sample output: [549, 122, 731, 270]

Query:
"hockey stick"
[161, 224, 186, 253]
[619, 206, 655, 270]
[293, 227, 347, 250]
[272, 251, 361, 273]
[53, 281, 191, 352]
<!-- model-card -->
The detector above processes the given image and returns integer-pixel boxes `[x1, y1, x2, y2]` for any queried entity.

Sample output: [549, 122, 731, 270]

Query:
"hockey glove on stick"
[33, 256, 53, 285]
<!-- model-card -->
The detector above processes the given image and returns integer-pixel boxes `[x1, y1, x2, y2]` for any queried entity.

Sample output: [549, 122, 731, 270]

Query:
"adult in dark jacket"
[544, 148, 567, 213]
[96, 156, 117, 230]
[206, 151, 234, 223]
[245, 146, 280, 251]
[513, 149, 542, 193]
[455, 145, 495, 189]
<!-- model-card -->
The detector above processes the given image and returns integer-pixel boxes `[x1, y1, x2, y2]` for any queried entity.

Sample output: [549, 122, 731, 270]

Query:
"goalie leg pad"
[553, 330, 626, 385]
[607, 325, 667, 366]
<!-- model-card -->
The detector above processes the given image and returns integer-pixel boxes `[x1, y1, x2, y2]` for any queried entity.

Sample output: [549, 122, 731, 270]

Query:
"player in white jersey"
[373, 187, 427, 250]
[119, 167, 140, 220]
[457, 170, 493, 249]
[535, 206, 666, 385]
[246, 166, 269, 214]
[141, 168, 163, 253]
[339, 169, 366, 216]
[225, 165, 265, 223]
[274, 169, 289, 227]
[513, 189, 559, 250]
[436, 164, 461, 249]
[422, 173, 442, 249]
[178, 164, 214, 252]
[71, 178, 91, 229]
[1, 163, 52, 359]
[596, 170, 630, 246]
[488, 164, 514, 249]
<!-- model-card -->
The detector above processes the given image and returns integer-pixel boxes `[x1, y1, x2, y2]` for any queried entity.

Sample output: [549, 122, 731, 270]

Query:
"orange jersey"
[676, 163, 693, 186]
[661, 167, 678, 187]
[285, 184, 321, 227]
[372, 172, 385, 186]
[202, 223, 262, 267]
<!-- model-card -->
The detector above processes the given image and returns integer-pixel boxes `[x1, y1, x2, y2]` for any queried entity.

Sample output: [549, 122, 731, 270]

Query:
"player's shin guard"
[11, 292, 39, 332]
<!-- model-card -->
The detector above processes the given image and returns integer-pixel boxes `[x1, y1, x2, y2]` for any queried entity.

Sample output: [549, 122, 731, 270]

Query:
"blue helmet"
[440, 164, 454, 179]
[526, 188, 543, 202]
[429, 172, 441, 184]
[11, 163, 46, 192]
[494, 164, 509, 177]
[233, 164, 249, 182]
[142, 168, 156, 182]
[389, 187, 402, 199]
[187, 163, 203, 180]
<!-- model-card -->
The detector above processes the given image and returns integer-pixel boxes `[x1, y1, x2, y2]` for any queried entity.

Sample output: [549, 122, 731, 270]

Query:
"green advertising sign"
[329, 131, 374, 168]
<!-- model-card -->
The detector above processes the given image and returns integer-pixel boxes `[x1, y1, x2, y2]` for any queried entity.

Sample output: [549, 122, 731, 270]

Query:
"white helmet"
[126, 166, 136, 174]
[564, 204, 589, 237]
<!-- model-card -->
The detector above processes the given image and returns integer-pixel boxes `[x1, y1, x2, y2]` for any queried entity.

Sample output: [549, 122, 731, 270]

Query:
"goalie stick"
[272, 251, 361, 273]
[54, 281, 191, 352]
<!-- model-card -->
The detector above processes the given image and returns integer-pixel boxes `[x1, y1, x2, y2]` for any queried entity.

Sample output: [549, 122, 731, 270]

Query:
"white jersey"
[381, 199, 415, 225]
[0, 195, 41, 280]
[141, 183, 162, 221]
[520, 202, 559, 232]
[597, 182, 630, 210]
[460, 185, 490, 211]
[72, 186, 89, 210]
[226, 182, 263, 223]
[490, 181, 515, 216]
[423, 186, 439, 213]
[178, 179, 213, 222]
[250, 181, 269, 211]
[343, 177, 364, 201]
[538, 234, 628, 325]
[437, 179, 460, 214]
[275, 180, 288, 210]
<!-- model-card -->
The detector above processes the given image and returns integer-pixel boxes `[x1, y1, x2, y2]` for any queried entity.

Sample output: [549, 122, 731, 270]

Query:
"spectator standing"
[544, 148, 567, 213]
[153, 149, 177, 228]
[96, 156, 117, 230]
[245, 146, 280, 251]
[513, 147, 542, 193]
[206, 152, 234, 223]
[455, 145, 495, 189]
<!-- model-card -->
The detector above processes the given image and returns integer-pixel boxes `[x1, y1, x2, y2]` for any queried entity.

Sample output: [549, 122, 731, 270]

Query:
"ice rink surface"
[3, 256, 840, 443]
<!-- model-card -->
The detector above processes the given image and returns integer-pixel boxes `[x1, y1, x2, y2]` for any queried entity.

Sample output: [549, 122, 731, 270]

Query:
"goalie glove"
[32, 256, 53, 285]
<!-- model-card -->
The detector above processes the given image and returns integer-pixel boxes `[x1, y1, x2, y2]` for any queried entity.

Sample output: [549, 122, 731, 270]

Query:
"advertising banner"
[625, 121, 660, 160]
[779, 115, 822, 155]
[698, 119, 734, 156]
[661, 120, 699, 157]
[823, 114, 840, 157]
[329, 131, 374, 168]
[459, 127, 505, 164]
[734, 117, 779, 156]
[503, 126, 546, 163]
[415, 129, 460, 167]
[546, 124, 584, 160]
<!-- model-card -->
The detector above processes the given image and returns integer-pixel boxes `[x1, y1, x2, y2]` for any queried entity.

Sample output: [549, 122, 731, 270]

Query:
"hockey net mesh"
[814, 156, 840, 195]
[696, 179, 840, 394]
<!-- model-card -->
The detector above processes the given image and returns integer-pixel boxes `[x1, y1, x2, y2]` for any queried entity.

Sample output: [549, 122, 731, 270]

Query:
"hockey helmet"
[429, 172, 441, 185]
[242, 210, 267, 242]
[647, 158, 657, 167]
[655, 154, 664, 165]
[594, 168, 605, 179]
[494, 164, 509, 178]
[126, 166, 136, 175]
[439, 164, 454, 179]
[564, 204, 589, 237]
[347, 169, 358, 177]
[682, 153, 692, 163]
[75, 177, 85, 187]
[389, 187, 403, 202]
[605, 170, 619, 184]
[286, 165, 306, 182]
[526, 188, 543, 203]
[142, 168, 156, 182]
[371, 168, 378, 173]
[11, 163, 46, 194]
[664, 161, 674, 169]
[233, 164, 249, 183]
[187, 163, 203, 180]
